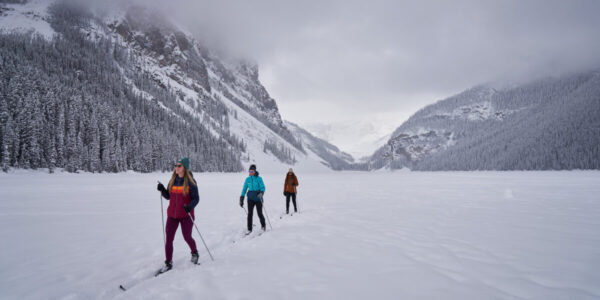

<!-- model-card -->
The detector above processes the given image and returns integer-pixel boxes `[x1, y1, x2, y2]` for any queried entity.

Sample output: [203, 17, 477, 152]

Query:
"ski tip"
[119, 285, 126, 291]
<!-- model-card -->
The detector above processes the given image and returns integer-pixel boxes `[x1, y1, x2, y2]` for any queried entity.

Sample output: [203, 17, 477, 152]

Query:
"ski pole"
[158, 183, 166, 247]
[261, 198, 273, 230]
[187, 212, 214, 261]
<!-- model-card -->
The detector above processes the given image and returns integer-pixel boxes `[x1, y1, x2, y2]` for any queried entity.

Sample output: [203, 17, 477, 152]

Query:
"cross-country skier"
[156, 157, 199, 273]
[283, 168, 299, 214]
[240, 164, 266, 233]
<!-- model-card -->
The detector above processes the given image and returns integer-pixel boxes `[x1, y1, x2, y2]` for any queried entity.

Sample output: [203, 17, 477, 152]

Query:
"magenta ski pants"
[165, 216, 197, 262]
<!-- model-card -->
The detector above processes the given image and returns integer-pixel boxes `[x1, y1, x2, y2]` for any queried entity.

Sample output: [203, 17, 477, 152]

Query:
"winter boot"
[191, 251, 199, 264]
[155, 261, 172, 276]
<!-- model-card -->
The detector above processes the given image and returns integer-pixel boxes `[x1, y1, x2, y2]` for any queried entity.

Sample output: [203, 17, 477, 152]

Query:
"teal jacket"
[241, 172, 266, 202]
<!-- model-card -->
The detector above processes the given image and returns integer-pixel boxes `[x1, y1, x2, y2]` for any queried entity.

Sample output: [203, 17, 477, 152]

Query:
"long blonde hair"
[167, 168, 196, 196]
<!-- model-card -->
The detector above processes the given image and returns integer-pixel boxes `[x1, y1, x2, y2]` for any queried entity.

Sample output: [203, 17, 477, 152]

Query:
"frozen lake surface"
[1, 170, 599, 299]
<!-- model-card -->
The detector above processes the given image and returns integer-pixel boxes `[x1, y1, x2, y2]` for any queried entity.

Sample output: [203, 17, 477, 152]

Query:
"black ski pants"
[286, 193, 297, 212]
[247, 200, 266, 231]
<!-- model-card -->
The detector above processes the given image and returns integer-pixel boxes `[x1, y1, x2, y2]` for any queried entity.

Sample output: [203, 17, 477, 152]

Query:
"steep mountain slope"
[284, 121, 358, 170]
[0, 0, 333, 173]
[368, 71, 600, 170]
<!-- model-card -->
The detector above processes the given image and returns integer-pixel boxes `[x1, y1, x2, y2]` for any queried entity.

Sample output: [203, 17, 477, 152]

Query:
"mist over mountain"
[302, 119, 394, 160]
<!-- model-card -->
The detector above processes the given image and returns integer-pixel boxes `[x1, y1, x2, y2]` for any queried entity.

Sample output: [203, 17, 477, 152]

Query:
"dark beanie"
[249, 164, 256, 171]
[178, 157, 190, 170]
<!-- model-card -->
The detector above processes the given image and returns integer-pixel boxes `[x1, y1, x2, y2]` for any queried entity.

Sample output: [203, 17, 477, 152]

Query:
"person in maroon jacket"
[156, 157, 199, 273]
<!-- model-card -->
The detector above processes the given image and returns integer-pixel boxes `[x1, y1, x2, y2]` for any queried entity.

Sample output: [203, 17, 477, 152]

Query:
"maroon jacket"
[161, 176, 199, 219]
[167, 185, 194, 218]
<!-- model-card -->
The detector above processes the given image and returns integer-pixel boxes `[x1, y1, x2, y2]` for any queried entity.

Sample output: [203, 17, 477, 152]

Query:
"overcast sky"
[147, 0, 600, 154]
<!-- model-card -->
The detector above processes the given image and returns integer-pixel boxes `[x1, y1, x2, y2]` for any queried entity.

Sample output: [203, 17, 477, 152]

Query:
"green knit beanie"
[177, 157, 190, 170]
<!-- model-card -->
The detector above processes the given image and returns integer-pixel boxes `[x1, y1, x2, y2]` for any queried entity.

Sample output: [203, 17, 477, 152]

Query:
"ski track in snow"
[0, 170, 599, 299]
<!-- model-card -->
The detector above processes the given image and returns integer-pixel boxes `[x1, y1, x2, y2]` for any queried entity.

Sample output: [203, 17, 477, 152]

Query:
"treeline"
[0, 1, 244, 173]
[263, 139, 296, 165]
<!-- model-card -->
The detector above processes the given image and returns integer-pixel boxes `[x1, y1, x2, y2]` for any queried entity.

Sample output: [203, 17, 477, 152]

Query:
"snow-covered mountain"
[0, 0, 333, 173]
[284, 121, 358, 170]
[302, 118, 395, 161]
[3, 1, 598, 173]
[368, 71, 600, 170]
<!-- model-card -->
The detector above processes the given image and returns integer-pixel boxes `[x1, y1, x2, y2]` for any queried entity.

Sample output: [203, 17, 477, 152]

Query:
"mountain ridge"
[367, 70, 600, 170]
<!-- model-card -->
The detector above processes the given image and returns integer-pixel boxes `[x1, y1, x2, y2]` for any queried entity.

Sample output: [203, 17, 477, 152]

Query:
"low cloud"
[100, 0, 600, 124]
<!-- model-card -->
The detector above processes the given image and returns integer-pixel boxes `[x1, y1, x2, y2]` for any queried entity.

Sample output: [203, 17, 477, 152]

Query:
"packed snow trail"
[1, 171, 599, 299]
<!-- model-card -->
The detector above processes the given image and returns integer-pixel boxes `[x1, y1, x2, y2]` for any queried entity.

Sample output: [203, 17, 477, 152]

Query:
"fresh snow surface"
[1, 170, 599, 299]
[0, 0, 55, 40]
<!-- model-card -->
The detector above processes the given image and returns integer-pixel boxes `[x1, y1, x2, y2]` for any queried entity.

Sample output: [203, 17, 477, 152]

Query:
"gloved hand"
[283, 192, 286, 196]
[239, 196, 244, 207]
[157, 183, 166, 192]
[184, 205, 192, 213]
[258, 192, 263, 199]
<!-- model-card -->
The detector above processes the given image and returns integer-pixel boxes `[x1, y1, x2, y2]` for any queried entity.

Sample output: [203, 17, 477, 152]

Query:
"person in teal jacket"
[240, 164, 266, 233]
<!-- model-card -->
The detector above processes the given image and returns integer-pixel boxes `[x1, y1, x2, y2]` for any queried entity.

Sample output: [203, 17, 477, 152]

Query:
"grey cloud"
[113, 0, 600, 120]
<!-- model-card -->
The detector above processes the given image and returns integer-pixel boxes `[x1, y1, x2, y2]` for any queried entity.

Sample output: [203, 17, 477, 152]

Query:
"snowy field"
[1, 170, 599, 300]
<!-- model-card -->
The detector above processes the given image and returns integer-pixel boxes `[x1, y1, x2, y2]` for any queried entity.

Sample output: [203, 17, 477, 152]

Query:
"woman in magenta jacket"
[156, 157, 199, 273]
